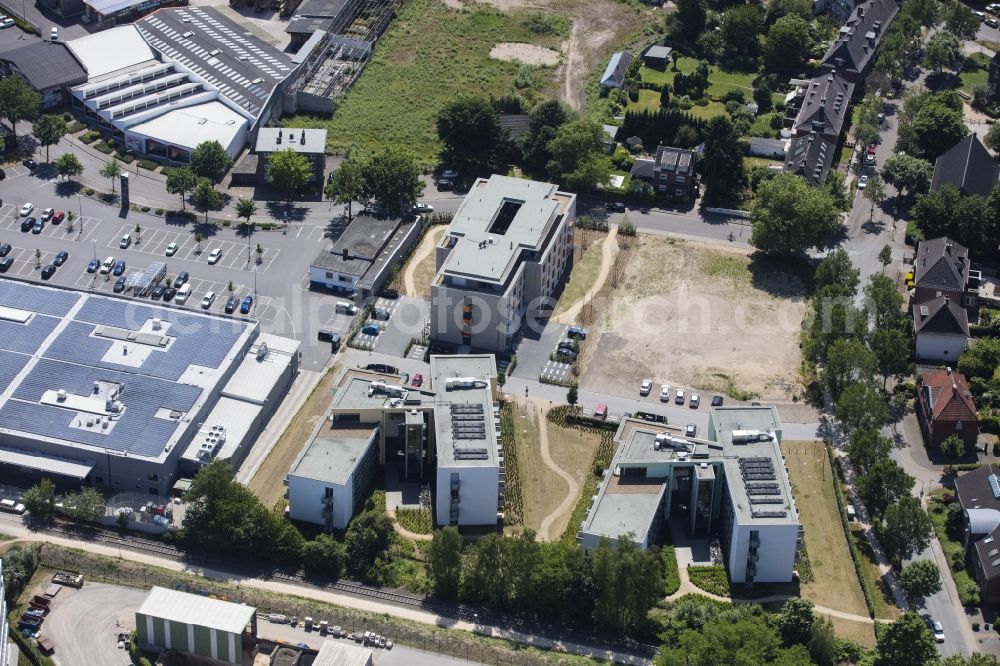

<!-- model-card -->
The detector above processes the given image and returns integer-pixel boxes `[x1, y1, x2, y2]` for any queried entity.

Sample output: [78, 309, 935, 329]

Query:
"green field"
[959, 52, 991, 96]
[284, 0, 562, 164]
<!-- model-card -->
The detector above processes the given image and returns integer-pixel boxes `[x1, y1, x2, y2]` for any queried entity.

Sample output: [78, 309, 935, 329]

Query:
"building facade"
[430, 175, 576, 352]
[913, 296, 969, 362]
[954, 465, 1000, 604]
[917, 368, 979, 450]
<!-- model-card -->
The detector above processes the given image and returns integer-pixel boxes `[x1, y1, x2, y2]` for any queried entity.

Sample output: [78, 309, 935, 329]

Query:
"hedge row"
[826, 443, 877, 618]
[663, 545, 681, 596]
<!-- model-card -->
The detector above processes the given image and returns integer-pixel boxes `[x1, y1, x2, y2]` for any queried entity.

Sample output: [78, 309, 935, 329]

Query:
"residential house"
[931, 134, 1000, 197]
[912, 237, 980, 309]
[649, 145, 697, 201]
[642, 45, 672, 70]
[953, 465, 1000, 604]
[783, 73, 855, 185]
[819, 0, 900, 83]
[600, 51, 634, 92]
[916, 368, 979, 451]
[913, 295, 970, 362]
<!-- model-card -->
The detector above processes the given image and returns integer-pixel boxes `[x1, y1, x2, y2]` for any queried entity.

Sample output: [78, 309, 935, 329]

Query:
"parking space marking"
[104, 224, 281, 272]
[0, 206, 101, 242]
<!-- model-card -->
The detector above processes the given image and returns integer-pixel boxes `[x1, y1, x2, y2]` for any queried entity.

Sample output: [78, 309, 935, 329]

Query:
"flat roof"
[127, 102, 246, 152]
[181, 396, 261, 465]
[137, 586, 256, 635]
[0, 279, 255, 461]
[84, 0, 150, 16]
[313, 639, 373, 666]
[67, 25, 157, 79]
[256, 127, 327, 154]
[285, 0, 355, 35]
[137, 7, 295, 120]
[312, 214, 403, 277]
[583, 481, 665, 544]
[222, 334, 299, 405]
[289, 422, 378, 485]
[437, 175, 574, 286]
[330, 371, 433, 411]
[430, 355, 499, 468]
[0, 445, 94, 479]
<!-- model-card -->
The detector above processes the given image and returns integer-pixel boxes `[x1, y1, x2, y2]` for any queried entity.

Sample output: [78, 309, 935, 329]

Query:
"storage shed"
[135, 587, 257, 664]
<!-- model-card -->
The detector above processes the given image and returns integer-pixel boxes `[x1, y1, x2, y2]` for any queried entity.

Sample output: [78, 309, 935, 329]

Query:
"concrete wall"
[435, 464, 500, 526]
[727, 517, 799, 584]
[915, 332, 968, 362]
[136, 614, 240, 664]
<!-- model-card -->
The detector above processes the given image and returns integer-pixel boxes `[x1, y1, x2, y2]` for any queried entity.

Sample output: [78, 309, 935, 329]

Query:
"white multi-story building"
[430, 175, 576, 352]
[579, 406, 801, 585]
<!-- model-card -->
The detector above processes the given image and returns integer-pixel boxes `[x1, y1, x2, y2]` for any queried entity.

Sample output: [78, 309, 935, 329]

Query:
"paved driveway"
[41, 583, 147, 666]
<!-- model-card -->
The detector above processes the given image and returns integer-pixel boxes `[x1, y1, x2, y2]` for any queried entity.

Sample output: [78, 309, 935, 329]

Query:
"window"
[324, 487, 334, 499]
[956, 420, 963, 430]
[676, 175, 686, 183]
[339, 275, 352, 283]
[966, 296, 974, 305]
[675, 189, 685, 198]
[148, 473, 158, 481]
[325, 272, 333, 279]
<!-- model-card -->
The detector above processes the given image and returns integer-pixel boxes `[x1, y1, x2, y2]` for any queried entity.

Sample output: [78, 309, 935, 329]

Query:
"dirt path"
[531, 400, 580, 541]
[403, 226, 445, 298]
[562, 22, 584, 110]
[553, 224, 617, 324]
[386, 508, 433, 542]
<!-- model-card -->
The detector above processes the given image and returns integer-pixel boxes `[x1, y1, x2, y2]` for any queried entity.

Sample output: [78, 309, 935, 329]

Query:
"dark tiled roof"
[783, 133, 838, 185]
[913, 296, 970, 336]
[974, 526, 1000, 581]
[820, 0, 899, 77]
[654, 145, 695, 175]
[499, 114, 531, 141]
[630, 158, 655, 180]
[956, 464, 1000, 513]
[0, 40, 87, 91]
[601, 51, 634, 88]
[914, 237, 969, 291]
[285, 0, 356, 35]
[791, 73, 855, 140]
[931, 134, 1000, 197]
[920, 368, 978, 423]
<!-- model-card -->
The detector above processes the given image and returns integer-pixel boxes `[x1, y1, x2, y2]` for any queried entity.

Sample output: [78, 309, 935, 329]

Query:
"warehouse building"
[0, 279, 297, 496]
[579, 406, 802, 584]
[0, 40, 87, 109]
[430, 175, 576, 352]
[135, 587, 257, 664]
[287, 355, 502, 529]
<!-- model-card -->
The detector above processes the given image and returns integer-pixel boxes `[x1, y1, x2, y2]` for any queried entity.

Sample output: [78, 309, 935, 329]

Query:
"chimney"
[944, 295, 950, 303]
[945, 242, 952, 254]
[946, 366, 952, 374]
[342, 247, 349, 260]
[277, 129, 282, 145]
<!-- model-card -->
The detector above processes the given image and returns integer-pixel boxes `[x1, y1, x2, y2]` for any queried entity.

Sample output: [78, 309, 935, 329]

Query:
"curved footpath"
[402, 226, 446, 298]
[531, 400, 580, 542]
[553, 224, 618, 325]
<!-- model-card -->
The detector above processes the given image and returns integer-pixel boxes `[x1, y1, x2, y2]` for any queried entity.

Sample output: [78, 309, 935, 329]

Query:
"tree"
[22, 479, 55, 520]
[266, 148, 312, 202]
[836, 383, 888, 436]
[922, 31, 962, 73]
[325, 155, 364, 220]
[763, 15, 811, 72]
[878, 243, 892, 271]
[987, 123, 1000, 154]
[702, 115, 744, 204]
[750, 173, 841, 255]
[776, 597, 815, 647]
[165, 166, 197, 212]
[959, 337, 1000, 381]
[436, 97, 503, 182]
[520, 99, 568, 176]
[190, 140, 233, 182]
[875, 612, 938, 666]
[0, 75, 40, 139]
[721, 4, 765, 60]
[935, 655, 1000, 666]
[672, 0, 706, 36]
[659, 84, 670, 108]
[54, 152, 83, 181]
[808, 616, 836, 666]
[858, 458, 914, 518]
[567, 385, 578, 406]
[766, 0, 812, 23]
[864, 273, 904, 330]
[358, 147, 423, 216]
[864, 173, 887, 221]
[946, 2, 981, 40]
[33, 114, 66, 162]
[343, 505, 394, 580]
[900, 560, 942, 600]
[194, 232, 203, 253]
[847, 429, 893, 475]
[814, 249, 860, 295]
[905, 0, 940, 26]
[58, 487, 104, 522]
[871, 328, 911, 389]
[255, 243, 263, 264]
[824, 171, 850, 212]
[34, 248, 41, 269]
[427, 527, 463, 598]
[100, 159, 122, 194]
[912, 185, 989, 249]
[192, 179, 222, 224]
[910, 97, 968, 160]
[235, 197, 257, 229]
[546, 118, 612, 191]
[940, 433, 966, 458]
[823, 338, 876, 401]
[301, 534, 344, 579]
[881, 154, 934, 201]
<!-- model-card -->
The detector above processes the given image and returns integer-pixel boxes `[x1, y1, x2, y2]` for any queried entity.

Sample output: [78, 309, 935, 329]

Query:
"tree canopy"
[190, 140, 234, 182]
[191, 179, 222, 223]
[750, 173, 841, 255]
[702, 115, 744, 204]
[909, 95, 969, 160]
[814, 249, 860, 295]
[325, 154, 364, 220]
[899, 559, 942, 600]
[881, 154, 933, 200]
[881, 496, 934, 562]
[165, 167, 197, 212]
[858, 458, 914, 519]
[33, 114, 66, 162]
[266, 147, 312, 202]
[874, 612, 938, 666]
[0, 75, 40, 139]
[358, 147, 423, 216]
[922, 30, 962, 72]
[22, 479, 55, 520]
[721, 4, 765, 60]
[763, 15, 812, 72]
[436, 97, 503, 183]
[55, 152, 83, 181]
[546, 118, 612, 191]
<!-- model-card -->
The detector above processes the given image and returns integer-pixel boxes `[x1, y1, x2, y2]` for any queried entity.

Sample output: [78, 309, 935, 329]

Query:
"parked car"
[675, 388, 685, 404]
[19, 202, 33, 216]
[640, 379, 652, 396]
[711, 395, 724, 406]
[361, 324, 380, 335]
[0, 243, 11, 257]
[151, 284, 166, 299]
[22, 159, 36, 171]
[381, 287, 399, 299]
[606, 201, 626, 212]
[441, 168, 458, 180]
[864, 153, 876, 166]
[162, 287, 177, 301]
[174, 271, 189, 287]
[690, 394, 700, 408]
[119, 235, 131, 249]
[40, 208, 54, 222]
[50, 26, 57, 40]
[208, 247, 222, 264]
[659, 385, 670, 402]
[53, 250, 68, 266]
[866, 143, 877, 155]
[201, 291, 216, 308]
[685, 423, 697, 437]
[0, 17, 15, 29]
[87, 258, 99, 273]
[857, 175, 869, 189]
[0, 257, 12, 272]
[31, 219, 43, 234]
[165, 242, 179, 256]
[988, 17, 998, 27]
[877, 111, 886, 124]
[411, 203, 434, 214]
[20, 217, 34, 232]
[567, 326, 587, 339]
[113, 277, 126, 293]
[240, 295, 253, 314]
[51, 211, 64, 224]
[437, 178, 454, 191]
[112, 259, 126, 276]
[412, 373, 423, 387]
[224, 295, 238, 314]
[40, 264, 56, 279]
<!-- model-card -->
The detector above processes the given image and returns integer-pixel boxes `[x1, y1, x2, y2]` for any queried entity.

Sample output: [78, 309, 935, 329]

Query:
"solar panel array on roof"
[749, 497, 784, 505]
[0, 315, 59, 354]
[0, 350, 29, 390]
[990, 474, 1000, 500]
[0, 280, 78, 316]
[751, 510, 788, 519]
[739, 456, 776, 482]
[746, 485, 780, 496]
[453, 448, 489, 460]
[450, 403, 485, 441]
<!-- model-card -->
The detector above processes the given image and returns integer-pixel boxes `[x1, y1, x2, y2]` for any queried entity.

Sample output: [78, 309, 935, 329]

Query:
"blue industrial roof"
[0, 280, 253, 458]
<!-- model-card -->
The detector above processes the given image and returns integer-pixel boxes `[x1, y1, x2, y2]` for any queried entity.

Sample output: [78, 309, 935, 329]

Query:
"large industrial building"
[579, 406, 802, 585]
[135, 587, 257, 664]
[0, 279, 298, 496]
[430, 175, 576, 352]
[286, 355, 503, 529]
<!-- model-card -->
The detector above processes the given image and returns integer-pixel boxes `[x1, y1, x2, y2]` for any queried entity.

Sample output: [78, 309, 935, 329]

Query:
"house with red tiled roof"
[917, 367, 979, 450]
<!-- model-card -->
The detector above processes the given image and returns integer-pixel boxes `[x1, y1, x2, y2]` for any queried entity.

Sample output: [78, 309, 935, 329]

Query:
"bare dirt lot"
[490, 42, 561, 66]
[580, 237, 807, 402]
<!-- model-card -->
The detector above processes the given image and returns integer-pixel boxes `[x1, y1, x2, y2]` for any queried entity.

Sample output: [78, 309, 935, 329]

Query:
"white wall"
[287, 473, 355, 530]
[309, 266, 360, 293]
[435, 464, 500, 526]
[916, 333, 968, 363]
[727, 519, 799, 584]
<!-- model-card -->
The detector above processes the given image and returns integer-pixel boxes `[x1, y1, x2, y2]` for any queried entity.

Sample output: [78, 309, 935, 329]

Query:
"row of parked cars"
[639, 379, 722, 410]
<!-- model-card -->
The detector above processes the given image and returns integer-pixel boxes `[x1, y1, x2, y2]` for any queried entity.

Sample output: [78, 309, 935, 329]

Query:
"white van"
[336, 301, 358, 315]
[201, 291, 216, 309]
[0, 499, 25, 514]
[175, 283, 192, 304]
[100, 256, 115, 274]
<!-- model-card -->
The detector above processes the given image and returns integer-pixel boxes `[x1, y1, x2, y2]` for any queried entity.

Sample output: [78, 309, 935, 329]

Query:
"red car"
[867, 143, 877, 155]
[412, 373, 423, 387]
[51, 211, 65, 224]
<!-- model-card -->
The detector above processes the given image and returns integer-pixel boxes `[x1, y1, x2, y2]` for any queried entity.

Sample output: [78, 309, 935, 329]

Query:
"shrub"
[222, 220, 231, 226]
[154, 208, 164, 216]
[83, 188, 94, 195]
[94, 141, 113, 154]
[138, 159, 159, 171]
[688, 565, 729, 596]
[395, 508, 433, 534]
[663, 546, 681, 596]
[905, 220, 925, 246]
[140, 206, 150, 213]
[118, 153, 135, 164]
[81, 131, 100, 144]
[695, 98, 710, 106]
[66, 120, 86, 133]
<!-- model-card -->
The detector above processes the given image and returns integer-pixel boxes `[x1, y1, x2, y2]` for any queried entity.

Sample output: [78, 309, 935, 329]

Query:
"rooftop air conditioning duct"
[56, 389, 67, 402]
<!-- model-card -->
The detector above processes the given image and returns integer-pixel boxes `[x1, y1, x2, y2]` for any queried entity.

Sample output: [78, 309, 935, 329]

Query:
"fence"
[577, 234, 637, 327]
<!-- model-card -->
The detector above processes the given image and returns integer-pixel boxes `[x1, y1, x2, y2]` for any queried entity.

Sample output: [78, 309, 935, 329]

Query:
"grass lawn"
[634, 88, 664, 112]
[750, 112, 782, 138]
[929, 491, 980, 605]
[638, 57, 755, 100]
[543, 414, 604, 538]
[848, 527, 900, 620]
[686, 100, 728, 120]
[285, 0, 561, 163]
[551, 231, 608, 318]
[783, 441, 872, 620]
[828, 617, 876, 647]
[744, 156, 783, 171]
[959, 53, 991, 96]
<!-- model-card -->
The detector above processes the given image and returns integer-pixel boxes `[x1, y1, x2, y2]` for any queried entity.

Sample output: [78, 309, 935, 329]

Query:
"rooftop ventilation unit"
[368, 381, 407, 398]
[445, 377, 486, 390]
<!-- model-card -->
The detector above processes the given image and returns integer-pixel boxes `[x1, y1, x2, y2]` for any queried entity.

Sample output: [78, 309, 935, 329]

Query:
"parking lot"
[0, 244, 71, 278]
[0, 203, 103, 243]
[104, 224, 280, 272]
[512, 321, 575, 384]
